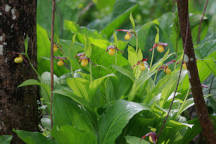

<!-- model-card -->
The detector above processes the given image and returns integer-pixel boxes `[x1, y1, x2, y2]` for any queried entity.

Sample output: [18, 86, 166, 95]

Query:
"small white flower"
[5, 4, 11, 12]
[0, 45, 3, 55]
[184, 54, 189, 63]
[12, 15, 16, 20]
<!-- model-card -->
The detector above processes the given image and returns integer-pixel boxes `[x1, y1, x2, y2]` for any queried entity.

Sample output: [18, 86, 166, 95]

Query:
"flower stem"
[150, 47, 155, 68]
[25, 54, 41, 80]
[90, 62, 93, 83]
[153, 71, 158, 83]
[115, 52, 117, 65]
[135, 33, 138, 53]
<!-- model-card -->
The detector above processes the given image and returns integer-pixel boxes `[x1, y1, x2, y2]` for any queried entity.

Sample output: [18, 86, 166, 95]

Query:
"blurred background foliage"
[37, 0, 216, 63]
[36, 0, 216, 90]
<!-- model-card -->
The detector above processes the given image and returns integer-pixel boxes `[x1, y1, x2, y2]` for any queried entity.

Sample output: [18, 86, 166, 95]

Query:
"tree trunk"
[0, 0, 39, 144]
[177, 0, 216, 143]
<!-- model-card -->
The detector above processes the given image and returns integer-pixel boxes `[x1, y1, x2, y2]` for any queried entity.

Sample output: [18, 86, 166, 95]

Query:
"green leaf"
[53, 87, 88, 107]
[39, 72, 60, 110]
[177, 94, 212, 116]
[84, 34, 92, 57]
[169, 120, 193, 128]
[154, 26, 159, 43]
[67, 78, 89, 101]
[0, 135, 12, 144]
[90, 45, 128, 71]
[89, 74, 116, 108]
[128, 70, 156, 101]
[203, 59, 216, 76]
[128, 46, 143, 67]
[128, 46, 143, 78]
[112, 65, 135, 81]
[159, 71, 181, 107]
[208, 15, 216, 33]
[14, 130, 55, 144]
[24, 36, 29, 55]
[129, 13, 135, 30]
[157, 12, 178, 53]
[93, 0, 115, 12]
[129, 20, 158, 52]
[153, 70, 187, 107]
[111, 0, 136, 18]
[52, 125, 97, 144]
[175, 119, 201, 144]
[61, 41, 83, 70]
[37, 25, 50, 73]
[190, 13, 208, 26]
[112, 73, 133, 99]
[89, 73, 116, 94]
[53, 95, 94, 132]
[18, 79, 40, 87]
[195, 34, 216, 59]
[125, 136, 150, 144]
[102, 4, 138, 37]
[64, 20, 79, 33]
[98, 100, 149, 144]
[104, 78, 115, 102]
[197, 60, 212, 82]
[67, 74, 116, 108]
[113, 32, 118, 44]
[151, 50, 173, 72]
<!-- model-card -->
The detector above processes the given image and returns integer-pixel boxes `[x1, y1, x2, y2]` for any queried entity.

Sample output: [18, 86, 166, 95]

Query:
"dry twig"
[50, 0, 56, 128]
[197, 0, 209, 43]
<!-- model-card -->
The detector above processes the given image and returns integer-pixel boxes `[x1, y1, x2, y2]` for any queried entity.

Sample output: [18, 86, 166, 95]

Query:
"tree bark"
[177, 0, 216, 143]
[0, 0, 39, 144]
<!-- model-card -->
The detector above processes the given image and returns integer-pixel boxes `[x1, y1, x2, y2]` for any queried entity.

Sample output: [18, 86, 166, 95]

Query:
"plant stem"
[90, 62, 93, 83]
[50, 0, 56, 129]
[175, 88, 190, 118]
[208, 76, 214, 94]
[115, 52, 117, 65]
[157, 7, 191, 141]
[25, 54, 40, 80]
[157, 36, 186, 140]
[153, 71, 158, 83]
[197, 0, 209, 43]
[150, 47, 155, 68]
[135, 33, 138, 53]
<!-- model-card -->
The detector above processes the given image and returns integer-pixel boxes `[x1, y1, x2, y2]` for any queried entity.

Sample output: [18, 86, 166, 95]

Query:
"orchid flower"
[76, 52, 90, 67]
[150, 42, 168, 53]
[142, 132, 157, 144]
[116, 29, 134, 40]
